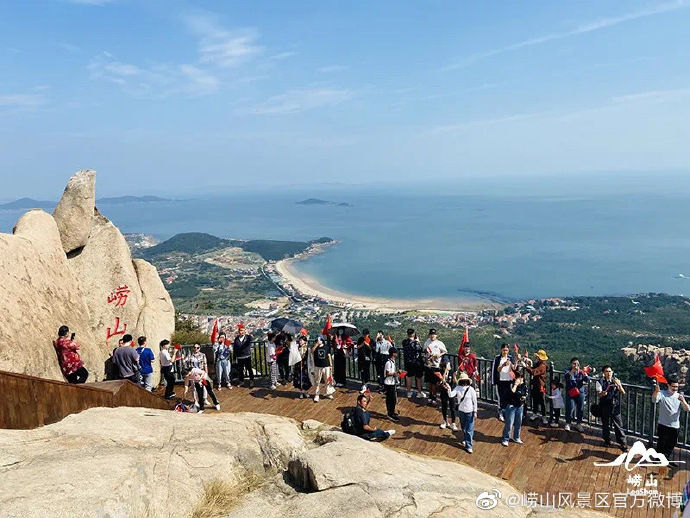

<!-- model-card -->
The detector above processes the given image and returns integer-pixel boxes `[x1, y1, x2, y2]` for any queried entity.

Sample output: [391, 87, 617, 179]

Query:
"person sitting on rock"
[54, 325, 89, 384]
[184, 367, 220, 413]
[112, 334, 141, 384]
[353, 394, 396, 441]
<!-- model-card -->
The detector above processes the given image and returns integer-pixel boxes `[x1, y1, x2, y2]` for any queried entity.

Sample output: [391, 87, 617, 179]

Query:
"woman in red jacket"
[54, 325, 89, 384]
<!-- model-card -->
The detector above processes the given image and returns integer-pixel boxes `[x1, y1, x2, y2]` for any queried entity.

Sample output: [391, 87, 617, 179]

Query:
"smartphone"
[70, 332, 75, 340]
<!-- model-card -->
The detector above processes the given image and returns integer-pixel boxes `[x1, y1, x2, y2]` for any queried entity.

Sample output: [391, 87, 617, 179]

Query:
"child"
[548, 379, 564, 427]
[444, 371, 477, 453]
[265, 332, 278, 390]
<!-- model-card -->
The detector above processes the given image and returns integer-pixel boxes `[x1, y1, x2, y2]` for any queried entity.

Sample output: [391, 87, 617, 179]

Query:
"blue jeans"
[360, 429, 390, 441]
[502, 405, 523, 442]
[140, 373, 153, 391]
[458, 411, 475, 449]
[565, 391, 585, 424]
[216, 359, 231, 387]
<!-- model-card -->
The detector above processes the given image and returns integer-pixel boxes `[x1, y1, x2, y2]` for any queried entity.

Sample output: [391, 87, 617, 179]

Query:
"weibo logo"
[594, 441, 683, 471]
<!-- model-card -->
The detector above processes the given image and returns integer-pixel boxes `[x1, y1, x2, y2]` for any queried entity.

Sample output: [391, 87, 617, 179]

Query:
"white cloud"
[251, 88, 354, 115]
[612, 88, 690, 104]
[0, 93, 48, 108]
[183, 13, 262, 68]
[445, 0, 690, 70]
[178, 64, 220, 96]
[318, 65, 348, 73]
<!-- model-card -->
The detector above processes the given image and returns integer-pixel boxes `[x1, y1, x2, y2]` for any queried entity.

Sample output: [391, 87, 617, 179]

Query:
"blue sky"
[1, 0, 689, 198]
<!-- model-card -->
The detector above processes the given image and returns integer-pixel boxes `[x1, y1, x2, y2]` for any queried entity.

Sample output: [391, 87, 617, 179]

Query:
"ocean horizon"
[3, 173, 690, 304]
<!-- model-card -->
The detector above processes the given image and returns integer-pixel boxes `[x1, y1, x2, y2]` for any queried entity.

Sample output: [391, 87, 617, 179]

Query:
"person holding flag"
[524, 349, 549, 425]
[332, 327, 353, 388]
[457, 329, 478, 384]
[652, 373, 689, 460]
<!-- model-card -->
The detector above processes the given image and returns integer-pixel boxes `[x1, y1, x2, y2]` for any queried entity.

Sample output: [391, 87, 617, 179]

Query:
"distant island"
[296, 198, 352, 207]
[0, 195, 170, 210]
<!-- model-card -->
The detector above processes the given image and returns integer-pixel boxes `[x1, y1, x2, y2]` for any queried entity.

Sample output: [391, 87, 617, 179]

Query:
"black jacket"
[233, 334, 253, 359]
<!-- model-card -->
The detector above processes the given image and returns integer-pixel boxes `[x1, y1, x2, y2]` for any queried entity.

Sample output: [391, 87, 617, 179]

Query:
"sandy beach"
[275, 257, 502, 313]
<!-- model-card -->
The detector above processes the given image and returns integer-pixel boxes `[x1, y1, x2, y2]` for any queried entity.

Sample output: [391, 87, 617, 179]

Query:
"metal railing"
[172, 341, 689, 450]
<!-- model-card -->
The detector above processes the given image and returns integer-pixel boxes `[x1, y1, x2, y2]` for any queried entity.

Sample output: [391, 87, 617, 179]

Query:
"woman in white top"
[443, 371, 478, 454]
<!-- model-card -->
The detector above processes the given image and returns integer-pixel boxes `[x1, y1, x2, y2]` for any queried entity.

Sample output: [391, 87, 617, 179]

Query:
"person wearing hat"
[401, 328, 425, 398]
[233, 324, 254, 387]
[442, 371, 478, 454]
[423, 328, 447, 405]
[457, 340, 478, 385]
[384, 347, 400, 422]
[524, 349, 549, 425]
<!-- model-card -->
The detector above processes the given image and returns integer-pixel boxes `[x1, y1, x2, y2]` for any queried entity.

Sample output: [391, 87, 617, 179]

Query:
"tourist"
[375, 331, 392, 391]
[265, 331, 278, 390]
[357, 329, 374, 391]
[135, 336, 155, 391]
[54, 325, 89, 384]
[188, 344, 207, 372]
[457, 340, 478, 385]
[547, 379, 564, 427]
[439, 360, 457, 430]
[233, 324, 254, 387]
[444, 371, 477, 453]
[423, 328, 447, 405]
[401, 328, 425, 398]
[112, 334, 141, 384]
[596, 365, 627, 451]
[491, 343, 515, 421]
[159, 340, 176, 400]
[564, 357, 590, 432]
[213, 332, 232, 390]
[293, 335, 312, 399]
[353, 394, 396, 441]
[524, 349, 549, 425]
[501, 371, 527, 446]
[333, 328, 352, 387]
[384, 347, 400, 422]
[653, 374, 690, 460]
[184, 367, 220, 413]
[311, 335, 334, 402]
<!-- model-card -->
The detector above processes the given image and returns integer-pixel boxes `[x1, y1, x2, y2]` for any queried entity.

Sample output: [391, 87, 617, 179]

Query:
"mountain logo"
[594, 440, 682, 471]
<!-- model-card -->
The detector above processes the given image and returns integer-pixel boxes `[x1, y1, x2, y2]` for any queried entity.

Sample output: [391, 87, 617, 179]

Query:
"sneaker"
[227, 384, 233, 390]
[542, 417, 549, 425]
[513, 438, 524, 444]
[529, 414, 538, 421]
[466, 447, 473, 454]
[501, 440, 509, 447]
[216, 386, 221, 392]
[360, 384, 368, 393]
[299, 393, 305, 399]
[498, 414, 505, 422]
[192, 403, 199, 411]
[450, 423, 458, 431]
[270, 385, 277, 390]
[564, 424, 571, 431]
[314, 395, 320, 403]
[418, 391, 427, 399]
[549, 422, 558, 428]
[215, 404, 220, 411]
[386, 429, 396, 436]
[575, 424, 584, 432]
[204, 400, 211, 407]
[408, 391, 415, 399]
[325, 394, 334, 399]
[197, 410, 204, 414]
[388, 415, 400, 422]
[440, 422, 447, 429]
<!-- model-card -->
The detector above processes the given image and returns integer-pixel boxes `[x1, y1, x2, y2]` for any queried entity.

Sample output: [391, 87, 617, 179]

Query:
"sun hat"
[457, 371, 471, 382]
[535, 349, 549, 361]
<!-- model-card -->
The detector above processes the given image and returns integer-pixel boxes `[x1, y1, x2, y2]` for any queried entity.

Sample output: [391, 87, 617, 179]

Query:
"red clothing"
[54, 337, 84, 376]
[458, 351, 478, 379]
[334, 336, 353, 350]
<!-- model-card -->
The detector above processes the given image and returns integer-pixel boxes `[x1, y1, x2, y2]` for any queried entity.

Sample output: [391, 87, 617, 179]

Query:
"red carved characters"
[107, 284, 131, 307]
[106, 317, 127, 341]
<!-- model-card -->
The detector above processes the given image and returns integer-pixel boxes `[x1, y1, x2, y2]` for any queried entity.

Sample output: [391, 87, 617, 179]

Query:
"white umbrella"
[330, 322, 360, 337]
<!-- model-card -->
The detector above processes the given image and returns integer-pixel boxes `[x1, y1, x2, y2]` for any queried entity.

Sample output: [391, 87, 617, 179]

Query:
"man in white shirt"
[423, 329, 447, 404]
[384, 348, 400, 422]
[159, 339, 176, 400]
[652, 374, 689, 460]
[375, 331, 392, 392]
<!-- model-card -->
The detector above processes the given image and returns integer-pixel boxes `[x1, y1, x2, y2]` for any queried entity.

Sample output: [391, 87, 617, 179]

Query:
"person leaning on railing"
[652, 373, 690, 460]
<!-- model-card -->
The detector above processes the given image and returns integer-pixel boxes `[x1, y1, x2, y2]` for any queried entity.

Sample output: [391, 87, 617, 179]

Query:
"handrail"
[172, 341, 688, 450]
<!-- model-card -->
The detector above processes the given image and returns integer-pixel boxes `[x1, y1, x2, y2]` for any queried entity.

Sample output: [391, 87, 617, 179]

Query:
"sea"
[3, 172, 690, 303]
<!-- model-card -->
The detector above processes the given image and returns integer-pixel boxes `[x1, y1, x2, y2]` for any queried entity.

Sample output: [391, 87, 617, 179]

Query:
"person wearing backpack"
[596, 365, 627, 451]
[351, 394, 396, 441]
[443, 371, 477, 453]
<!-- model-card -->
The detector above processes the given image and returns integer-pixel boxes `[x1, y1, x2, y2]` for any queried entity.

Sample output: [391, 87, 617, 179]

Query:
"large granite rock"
[52, 169, 96, 254]
[0, 210, 100, 379]
[621, 344, 690, 387]
[0, 409, 608, 518]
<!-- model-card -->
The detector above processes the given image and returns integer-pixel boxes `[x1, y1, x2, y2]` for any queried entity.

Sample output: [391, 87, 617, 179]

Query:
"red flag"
[300, 328, 308, 336]
[224, 338, 231, 346]
[210, 319, 218, 344]
[434, 371, 444, 381]
[398, 370, 407, 379]
[460, 327, 469, 347]
[322, 315, 332, 335]
[644, 355, 668, 383]
[513, 343, 519, 355]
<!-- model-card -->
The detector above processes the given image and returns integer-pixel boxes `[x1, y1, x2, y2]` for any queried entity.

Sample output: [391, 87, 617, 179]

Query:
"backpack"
[174, 403, 190, 413]
[341, 410, 356, 435]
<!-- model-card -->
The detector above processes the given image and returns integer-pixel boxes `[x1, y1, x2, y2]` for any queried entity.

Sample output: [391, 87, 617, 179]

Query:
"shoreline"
[274, 256, 503, 313]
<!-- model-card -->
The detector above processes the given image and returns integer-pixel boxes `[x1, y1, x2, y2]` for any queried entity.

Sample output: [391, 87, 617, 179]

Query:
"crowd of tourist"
[53, 322, 689, 461]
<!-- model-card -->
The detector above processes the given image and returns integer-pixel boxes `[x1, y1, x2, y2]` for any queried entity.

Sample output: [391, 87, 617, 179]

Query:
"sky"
[1, 0, 689, 198]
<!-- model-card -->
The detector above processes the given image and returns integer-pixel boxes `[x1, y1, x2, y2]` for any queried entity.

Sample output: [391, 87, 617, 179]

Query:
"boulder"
[0, 210, 100, 380]
[52, 169, 96, 254]
[133, 259, 175, 385]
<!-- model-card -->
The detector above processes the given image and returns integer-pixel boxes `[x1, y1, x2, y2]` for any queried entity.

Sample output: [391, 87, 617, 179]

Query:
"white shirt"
[449, 385, 477, 413]
[265, 341, 276, 359]
[160, 348, 172, 367]
[384, 359, 397, 385]
[424, 339, 447, 368]
[549, 388, 564, 409]
[376, 339, 392, 356]
[498, 356, 513, 381]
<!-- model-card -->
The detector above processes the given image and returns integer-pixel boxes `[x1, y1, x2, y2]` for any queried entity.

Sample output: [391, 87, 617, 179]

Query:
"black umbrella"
[330, 322, 360, 337]
[270, 317, 304, 335]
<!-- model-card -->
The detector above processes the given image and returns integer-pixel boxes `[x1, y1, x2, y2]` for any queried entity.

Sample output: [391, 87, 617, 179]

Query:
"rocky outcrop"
[0, 408, 607, 518]
[621, 344, 690, 386]
[0, 171, 174, 383]
[52, 169, 95, 253]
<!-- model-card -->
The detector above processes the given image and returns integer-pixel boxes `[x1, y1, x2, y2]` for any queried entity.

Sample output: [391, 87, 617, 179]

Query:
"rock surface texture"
[0, 171, 174, 383]
[621, 344, 690, 387]
[0, 408, 607, 518]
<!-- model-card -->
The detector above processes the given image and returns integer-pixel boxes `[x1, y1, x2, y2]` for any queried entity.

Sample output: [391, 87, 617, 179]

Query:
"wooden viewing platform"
[184, 381, 688, 518]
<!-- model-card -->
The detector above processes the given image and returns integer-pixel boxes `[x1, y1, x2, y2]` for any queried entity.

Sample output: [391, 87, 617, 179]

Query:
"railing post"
[648, 389, 657, 448]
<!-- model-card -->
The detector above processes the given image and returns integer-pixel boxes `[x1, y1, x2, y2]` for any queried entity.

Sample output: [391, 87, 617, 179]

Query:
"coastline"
[274, 255, 503, 313]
